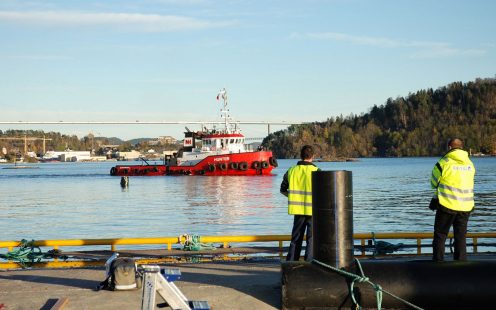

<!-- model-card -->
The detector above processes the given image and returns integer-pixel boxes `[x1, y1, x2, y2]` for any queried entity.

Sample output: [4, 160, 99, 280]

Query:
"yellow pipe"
[1, 232, 495, 252]
[1, 232, 496, 270]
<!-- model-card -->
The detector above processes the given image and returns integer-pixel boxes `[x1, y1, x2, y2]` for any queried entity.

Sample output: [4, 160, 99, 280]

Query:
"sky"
[1, 0, 495, 141]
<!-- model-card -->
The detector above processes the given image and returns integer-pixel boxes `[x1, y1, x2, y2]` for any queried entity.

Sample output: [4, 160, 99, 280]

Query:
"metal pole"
[141, 265, 160, 310]
[312, 170, 353, 269]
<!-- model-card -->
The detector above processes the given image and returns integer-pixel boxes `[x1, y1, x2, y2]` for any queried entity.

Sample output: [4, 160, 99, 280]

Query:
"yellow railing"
[1, 232, 495, 269]
[354, 232, 496, 256]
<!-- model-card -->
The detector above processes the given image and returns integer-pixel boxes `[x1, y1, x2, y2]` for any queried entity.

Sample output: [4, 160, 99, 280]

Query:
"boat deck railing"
[1, 232, 495, 269]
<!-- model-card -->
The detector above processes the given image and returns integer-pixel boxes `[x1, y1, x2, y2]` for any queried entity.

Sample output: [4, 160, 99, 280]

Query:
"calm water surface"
[0, 158, 495, 242]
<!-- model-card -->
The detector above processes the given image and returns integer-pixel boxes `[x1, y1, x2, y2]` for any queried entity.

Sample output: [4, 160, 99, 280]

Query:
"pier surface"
[0, 261, 281, 310]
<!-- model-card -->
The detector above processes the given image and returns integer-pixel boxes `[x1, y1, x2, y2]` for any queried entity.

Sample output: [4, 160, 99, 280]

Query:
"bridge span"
[0, 120, 305, 135]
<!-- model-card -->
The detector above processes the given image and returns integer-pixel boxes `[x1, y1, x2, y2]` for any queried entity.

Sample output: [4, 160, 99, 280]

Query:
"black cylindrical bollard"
[312, 170, 353, 269]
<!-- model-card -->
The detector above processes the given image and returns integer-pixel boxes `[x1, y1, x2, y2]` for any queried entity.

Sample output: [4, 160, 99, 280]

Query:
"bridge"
[0, 120, 305, 135]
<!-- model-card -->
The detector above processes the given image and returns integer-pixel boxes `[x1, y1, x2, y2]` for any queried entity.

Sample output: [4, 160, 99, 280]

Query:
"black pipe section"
[282, 169, 496, 309]
[282, 259, 496, 309]
[312, 170, 353, 269]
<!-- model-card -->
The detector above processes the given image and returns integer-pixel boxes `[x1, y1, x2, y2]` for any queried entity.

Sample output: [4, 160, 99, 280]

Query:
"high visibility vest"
[287, 164, 319, 215]
[431, 149, 475, 212]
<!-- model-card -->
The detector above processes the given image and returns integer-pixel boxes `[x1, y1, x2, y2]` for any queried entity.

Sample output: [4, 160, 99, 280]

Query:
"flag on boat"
[216, 88, 227, 101]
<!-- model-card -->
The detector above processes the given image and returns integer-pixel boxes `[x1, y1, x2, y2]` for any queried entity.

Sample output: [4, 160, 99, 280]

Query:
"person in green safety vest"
[280, 145, 320, 261]
[430, 138, 475, 261]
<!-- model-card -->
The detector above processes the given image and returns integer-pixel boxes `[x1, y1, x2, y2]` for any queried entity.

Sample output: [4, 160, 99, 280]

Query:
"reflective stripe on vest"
[287, 164, 319, 215]
[435, 150, 475, 212]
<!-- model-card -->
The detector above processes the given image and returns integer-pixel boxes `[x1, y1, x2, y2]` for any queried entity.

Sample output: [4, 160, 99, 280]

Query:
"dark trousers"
[287, 215, 312, 262]
[432, 206, 470, 261]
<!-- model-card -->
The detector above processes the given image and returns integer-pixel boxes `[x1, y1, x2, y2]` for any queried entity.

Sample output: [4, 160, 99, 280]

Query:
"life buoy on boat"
[219, 163, 227, 171]
[208, 164, 216, 172]
[123, 169, 129, 175]
[261, 161, 269, 169]
[153, 166, 159, 173]
[134, 169, 140, 175]
[239, 162, 248, 171]
[198, 170, 205, 175]
[229, 162, 239, 170]
[269, 157, 278, 167]
[110, 167, 116, 176]
[252, 161, 260, 169]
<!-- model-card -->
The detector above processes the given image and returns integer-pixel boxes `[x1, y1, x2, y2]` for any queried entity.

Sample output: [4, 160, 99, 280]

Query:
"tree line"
[262, 78, 496, 159]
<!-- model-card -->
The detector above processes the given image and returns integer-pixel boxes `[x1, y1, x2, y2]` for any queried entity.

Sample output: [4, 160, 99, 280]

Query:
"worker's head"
[300, 145, 314, 161]
[447, 138, 463, 150]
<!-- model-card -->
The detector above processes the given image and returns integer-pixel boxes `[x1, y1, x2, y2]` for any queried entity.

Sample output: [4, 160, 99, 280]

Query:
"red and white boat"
[110, 89, 278, 176]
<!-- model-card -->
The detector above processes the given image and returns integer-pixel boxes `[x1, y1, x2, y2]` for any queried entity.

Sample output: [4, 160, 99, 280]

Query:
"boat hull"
[110, 151, 277, 176]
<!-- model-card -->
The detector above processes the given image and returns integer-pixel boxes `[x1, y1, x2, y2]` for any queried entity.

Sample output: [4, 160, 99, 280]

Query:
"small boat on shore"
[110, 89, 278, 176]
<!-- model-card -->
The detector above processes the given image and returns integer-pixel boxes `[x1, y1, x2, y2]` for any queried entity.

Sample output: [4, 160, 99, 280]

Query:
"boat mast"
[219, 88, 230, 134]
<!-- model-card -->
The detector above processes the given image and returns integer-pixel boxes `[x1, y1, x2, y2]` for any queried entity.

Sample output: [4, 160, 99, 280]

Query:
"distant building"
[60, 151, 91, 162]
[43, 150, 92, 162]
[118, 150, 142, 160]
[26, 151, 37, 158]
[158, 136, 177, 144]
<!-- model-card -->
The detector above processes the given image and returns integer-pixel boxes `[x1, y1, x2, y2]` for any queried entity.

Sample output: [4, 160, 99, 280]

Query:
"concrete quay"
[0, 260, 281, 310]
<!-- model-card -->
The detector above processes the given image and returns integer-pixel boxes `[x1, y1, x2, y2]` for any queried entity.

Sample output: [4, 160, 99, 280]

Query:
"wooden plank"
[51, 298, 68, 310]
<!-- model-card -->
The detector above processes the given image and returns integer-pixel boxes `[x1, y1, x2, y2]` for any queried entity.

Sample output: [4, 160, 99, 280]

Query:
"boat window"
[230, 139, 234, 143]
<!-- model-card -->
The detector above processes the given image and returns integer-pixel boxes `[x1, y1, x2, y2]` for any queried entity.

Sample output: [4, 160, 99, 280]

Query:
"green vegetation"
[263, 78, 496, 159]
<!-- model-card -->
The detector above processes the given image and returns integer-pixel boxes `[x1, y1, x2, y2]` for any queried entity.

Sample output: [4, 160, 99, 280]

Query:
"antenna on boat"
[217, 88, 230, 133]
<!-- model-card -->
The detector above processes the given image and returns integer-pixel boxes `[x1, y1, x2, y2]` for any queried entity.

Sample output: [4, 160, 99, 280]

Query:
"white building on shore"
[43, 151, 92, 162]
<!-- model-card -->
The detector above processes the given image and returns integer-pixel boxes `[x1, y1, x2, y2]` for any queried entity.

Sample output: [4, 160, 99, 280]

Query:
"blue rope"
[312, 258, 424, 310]
[371, 232, 404, 256]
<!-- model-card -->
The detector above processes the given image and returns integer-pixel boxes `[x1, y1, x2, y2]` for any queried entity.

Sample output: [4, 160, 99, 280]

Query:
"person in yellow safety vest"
[430, 138, 475, 261]
[280, 145, 320, 261]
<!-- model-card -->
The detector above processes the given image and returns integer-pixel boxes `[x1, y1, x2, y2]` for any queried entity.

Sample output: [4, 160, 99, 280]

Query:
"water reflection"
[182, 176, 279, 232]
[0, 158, 494, 241]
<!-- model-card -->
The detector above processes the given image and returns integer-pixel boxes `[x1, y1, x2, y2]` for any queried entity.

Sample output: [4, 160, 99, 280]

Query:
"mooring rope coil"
[0, 239, 64, 268]
[178, 234, 216, 251]
[312, 258, 424, 310]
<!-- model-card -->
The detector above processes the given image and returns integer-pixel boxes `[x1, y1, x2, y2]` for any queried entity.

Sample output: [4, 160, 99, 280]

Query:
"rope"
[179, 234, 216, 251]
[0, 239, 65, 268]
[371, 232, 404, 256]
[313, 258, 424, 310]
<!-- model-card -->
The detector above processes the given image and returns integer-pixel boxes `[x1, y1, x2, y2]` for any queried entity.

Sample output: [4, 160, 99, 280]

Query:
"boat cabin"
[201, 133, 245, 153]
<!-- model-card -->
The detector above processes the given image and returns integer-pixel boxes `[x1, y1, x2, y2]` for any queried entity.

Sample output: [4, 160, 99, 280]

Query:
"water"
[0, 158, 495, 242]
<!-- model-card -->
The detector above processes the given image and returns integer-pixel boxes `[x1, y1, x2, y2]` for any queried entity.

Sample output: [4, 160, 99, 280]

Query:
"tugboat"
[109, 89, 278, 176]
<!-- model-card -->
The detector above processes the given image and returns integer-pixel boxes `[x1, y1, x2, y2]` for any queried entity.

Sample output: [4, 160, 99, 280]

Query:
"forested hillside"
[263, 78, 496, 159]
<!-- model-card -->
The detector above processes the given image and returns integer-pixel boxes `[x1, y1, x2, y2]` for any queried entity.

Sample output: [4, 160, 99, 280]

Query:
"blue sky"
[1, 0, 495, 140]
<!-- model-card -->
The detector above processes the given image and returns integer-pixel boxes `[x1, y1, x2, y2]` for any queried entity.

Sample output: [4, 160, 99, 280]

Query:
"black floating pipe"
[282, 169, 496, 309]
[312, 170, 353, 269]
[282, 260, 496, 309]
